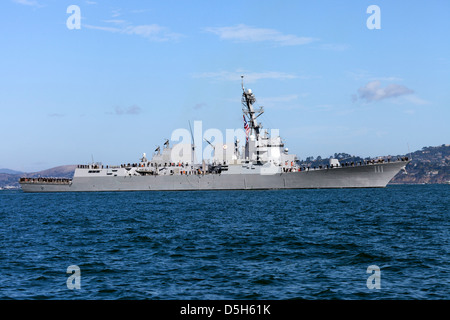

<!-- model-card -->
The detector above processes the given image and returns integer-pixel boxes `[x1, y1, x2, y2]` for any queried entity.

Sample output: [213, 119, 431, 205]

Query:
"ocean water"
[0, 185, 448, 300]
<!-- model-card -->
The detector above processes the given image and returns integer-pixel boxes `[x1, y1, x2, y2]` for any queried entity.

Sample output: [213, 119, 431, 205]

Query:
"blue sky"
[1, 0, 449, 172]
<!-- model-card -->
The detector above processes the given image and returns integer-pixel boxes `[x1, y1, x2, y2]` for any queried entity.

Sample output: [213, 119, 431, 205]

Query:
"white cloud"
[109, 105, 142, 115]
[123, 24, 182, 41]
[369, 76, 404, 82]
[320, 43, 349, 51]
[403, 95, 431, 106]
[193, 70, 297, 83]
[84, 22, 182, 42]
[13, 0, 41, 7]
[356, 81, 414, 102]
[102, 19, 127, 25]
[84, 24, 122, 33]
[205, 24, 317, 46]
[111, 9, 121, 18]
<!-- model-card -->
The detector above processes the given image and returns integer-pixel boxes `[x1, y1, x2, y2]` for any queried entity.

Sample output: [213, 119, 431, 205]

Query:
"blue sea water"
[0, 185, 448, 300]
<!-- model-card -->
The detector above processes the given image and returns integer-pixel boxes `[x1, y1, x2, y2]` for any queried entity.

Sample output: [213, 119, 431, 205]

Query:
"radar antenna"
[241, 75, 265, 164]
[188, 121, 195, 168]
[204, 137, 215, 151]
[241, 76, 264, 139]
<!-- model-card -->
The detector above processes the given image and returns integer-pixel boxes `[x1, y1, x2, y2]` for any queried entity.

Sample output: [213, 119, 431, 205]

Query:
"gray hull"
[20, 161, 406, 192]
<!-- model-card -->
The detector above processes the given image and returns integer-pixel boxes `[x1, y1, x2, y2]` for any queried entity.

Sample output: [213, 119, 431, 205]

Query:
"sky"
[1, 0, 449, 172]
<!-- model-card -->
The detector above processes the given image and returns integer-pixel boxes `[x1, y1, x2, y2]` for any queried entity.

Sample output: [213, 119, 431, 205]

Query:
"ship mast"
[241, 76, 264, 139]
[241, 75, 264, 163]
[188, 121, 195, 172]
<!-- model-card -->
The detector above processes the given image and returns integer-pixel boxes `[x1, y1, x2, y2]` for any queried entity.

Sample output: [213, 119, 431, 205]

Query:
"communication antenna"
[188, 121, 195, 167]
[204, 137, 215, 151]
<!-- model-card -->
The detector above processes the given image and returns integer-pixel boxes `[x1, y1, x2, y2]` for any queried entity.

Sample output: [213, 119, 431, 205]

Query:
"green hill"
[390, 144, 450, 184]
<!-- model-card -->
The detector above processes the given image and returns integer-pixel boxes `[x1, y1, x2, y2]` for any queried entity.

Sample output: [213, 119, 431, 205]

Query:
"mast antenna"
[204, 137, 215, 151]
[188, 121, 195, 167]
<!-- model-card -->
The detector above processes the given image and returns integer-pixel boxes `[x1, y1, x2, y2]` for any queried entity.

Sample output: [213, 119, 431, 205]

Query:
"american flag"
[243, 115, 250, 141]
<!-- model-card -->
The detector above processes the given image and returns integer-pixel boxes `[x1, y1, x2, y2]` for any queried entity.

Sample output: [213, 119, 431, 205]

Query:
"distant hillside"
[0, 165, 76, 189]
[0, 173, 23, 189]
[0, 168, 24, 175]
[390, 144, 450, 184]
[27, 165, 77, 179]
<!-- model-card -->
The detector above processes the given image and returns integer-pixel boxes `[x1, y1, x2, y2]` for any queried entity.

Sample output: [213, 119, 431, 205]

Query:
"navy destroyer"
[19, 77, 409, 192]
